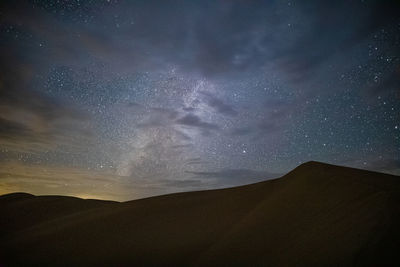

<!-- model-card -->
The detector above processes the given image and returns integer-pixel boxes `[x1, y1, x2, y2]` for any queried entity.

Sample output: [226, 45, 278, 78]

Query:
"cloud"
[200, 91, 238, 116]
[2, 0, 398, 90]
[176, 114, 220, 130]
[0, 81, 93, 153]
[0, 9, 95, 155]
[184, 157, 208, 166]
[136, 107, 180, 128]
[182, 106, 196, 112]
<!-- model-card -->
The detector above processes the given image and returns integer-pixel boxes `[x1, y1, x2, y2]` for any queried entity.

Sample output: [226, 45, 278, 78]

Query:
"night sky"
[0, 0, 399, 201]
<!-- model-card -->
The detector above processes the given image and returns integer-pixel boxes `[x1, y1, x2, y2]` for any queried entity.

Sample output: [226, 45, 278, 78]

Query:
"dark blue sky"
[0, 0, 399, 200]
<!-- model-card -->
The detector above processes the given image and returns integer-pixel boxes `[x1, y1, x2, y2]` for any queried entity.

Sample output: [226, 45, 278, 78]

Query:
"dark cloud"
[182, 106, 196, 112]
[184, 157, 207, 166]
[0, 6, 94, 154]
[176, 114, 219, 130]
[2, 0, 399, 81]
[0, 118, 31, 140]
[269, 1, 400, 83]
[200, 91, 238, 116]
[0, 83, 92, 153]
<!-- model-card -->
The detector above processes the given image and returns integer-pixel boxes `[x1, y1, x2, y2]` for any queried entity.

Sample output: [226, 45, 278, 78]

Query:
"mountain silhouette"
[1, 161, 399, 266]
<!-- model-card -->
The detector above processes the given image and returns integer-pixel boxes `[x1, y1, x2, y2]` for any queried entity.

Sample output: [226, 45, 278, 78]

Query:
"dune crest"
[1, 161, 399, 266]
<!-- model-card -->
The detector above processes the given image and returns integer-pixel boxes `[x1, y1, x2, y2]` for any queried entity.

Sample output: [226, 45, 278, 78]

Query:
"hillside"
[1, 161, 399, 266]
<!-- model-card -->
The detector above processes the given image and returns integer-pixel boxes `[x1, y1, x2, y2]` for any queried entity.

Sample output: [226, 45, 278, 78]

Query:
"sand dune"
[1, 161, 399, 266]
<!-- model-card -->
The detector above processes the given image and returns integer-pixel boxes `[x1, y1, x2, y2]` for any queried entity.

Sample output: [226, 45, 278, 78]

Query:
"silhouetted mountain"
[1, 161, 399, 266]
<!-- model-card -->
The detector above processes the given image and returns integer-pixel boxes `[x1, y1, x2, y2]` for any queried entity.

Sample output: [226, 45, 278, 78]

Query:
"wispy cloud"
[176, 114, 220, 130]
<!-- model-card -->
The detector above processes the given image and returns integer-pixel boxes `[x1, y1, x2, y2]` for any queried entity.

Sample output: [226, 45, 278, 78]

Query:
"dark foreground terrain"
[1, 161, 399, 266]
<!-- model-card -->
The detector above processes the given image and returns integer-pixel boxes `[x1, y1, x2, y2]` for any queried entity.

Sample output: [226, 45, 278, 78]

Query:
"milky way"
[0, 0, 399, 200]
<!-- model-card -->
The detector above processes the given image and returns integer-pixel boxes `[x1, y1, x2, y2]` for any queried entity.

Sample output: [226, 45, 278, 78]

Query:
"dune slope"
[1, 161, 399, 266]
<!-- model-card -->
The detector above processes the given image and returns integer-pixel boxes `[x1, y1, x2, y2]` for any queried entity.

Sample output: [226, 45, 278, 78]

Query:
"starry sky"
[0, 0, 399, 201]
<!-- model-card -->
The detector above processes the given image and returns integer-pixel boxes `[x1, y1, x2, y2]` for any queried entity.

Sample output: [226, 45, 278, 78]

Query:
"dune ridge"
[1, 161, 399, 266]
